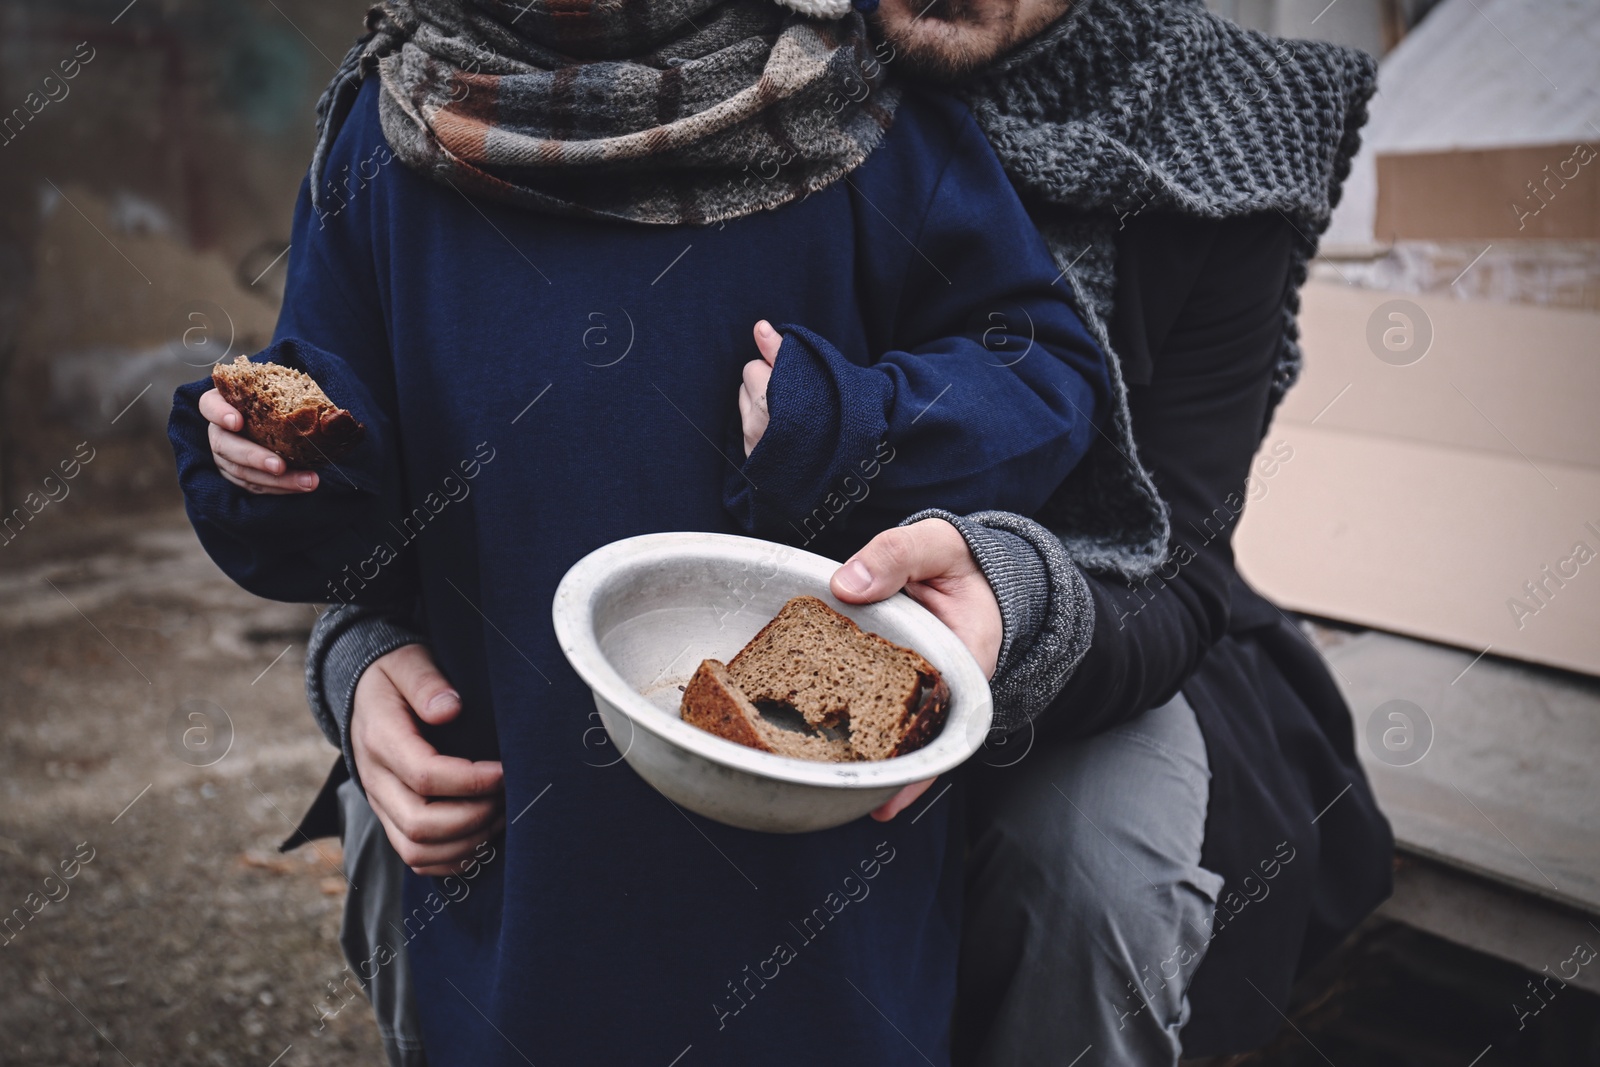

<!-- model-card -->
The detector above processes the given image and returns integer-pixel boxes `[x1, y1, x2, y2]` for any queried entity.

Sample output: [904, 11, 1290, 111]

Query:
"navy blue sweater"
[170, 79, 1105, 1066]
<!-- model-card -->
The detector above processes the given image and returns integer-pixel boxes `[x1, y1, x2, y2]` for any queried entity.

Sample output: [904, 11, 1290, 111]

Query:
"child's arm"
[724, 104, 1110, 543]
[170, 154, 410, 606]
[200, 388, 322, 495]
[170, 339, 410, 606]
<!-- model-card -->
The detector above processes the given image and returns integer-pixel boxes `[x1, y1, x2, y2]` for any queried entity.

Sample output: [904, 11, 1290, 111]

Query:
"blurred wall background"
[0, 0, 1460, 527]
[0, 0, 368, 522]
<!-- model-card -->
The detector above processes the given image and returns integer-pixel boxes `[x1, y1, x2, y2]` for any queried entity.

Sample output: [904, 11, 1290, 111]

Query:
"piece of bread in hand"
[680, 596, 949, 762]
[211, 355, 364, 468]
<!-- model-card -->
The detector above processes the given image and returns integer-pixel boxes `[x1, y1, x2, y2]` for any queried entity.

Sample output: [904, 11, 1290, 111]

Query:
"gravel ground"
[0, 507, 384, 1066]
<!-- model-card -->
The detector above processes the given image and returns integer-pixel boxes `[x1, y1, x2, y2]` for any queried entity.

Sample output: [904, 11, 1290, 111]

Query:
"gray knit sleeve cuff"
[305, 604, 427, 793]
[900, 509, 1094, 734]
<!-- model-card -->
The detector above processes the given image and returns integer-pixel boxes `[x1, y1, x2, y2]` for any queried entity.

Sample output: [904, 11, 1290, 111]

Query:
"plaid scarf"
[312, 0, 897, 225]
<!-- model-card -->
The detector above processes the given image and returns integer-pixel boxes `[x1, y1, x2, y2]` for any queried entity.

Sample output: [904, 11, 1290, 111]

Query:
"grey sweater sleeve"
[900, 509, 1094, 735]
[305, 603, 428, 792]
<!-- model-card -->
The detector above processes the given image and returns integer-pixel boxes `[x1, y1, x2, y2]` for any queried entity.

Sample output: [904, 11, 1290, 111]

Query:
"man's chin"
[876, 14, 1004, 82]
[874, 0, 1071, 82]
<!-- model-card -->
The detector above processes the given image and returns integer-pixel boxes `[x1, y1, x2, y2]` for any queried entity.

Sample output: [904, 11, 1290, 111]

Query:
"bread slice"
[680, 659, 856, 762]
[680, 596, 949, 762]
[211, 355, 364, 468]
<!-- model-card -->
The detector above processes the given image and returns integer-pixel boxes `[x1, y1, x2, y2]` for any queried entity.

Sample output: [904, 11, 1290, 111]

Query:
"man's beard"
[877, 0, 1021, 83]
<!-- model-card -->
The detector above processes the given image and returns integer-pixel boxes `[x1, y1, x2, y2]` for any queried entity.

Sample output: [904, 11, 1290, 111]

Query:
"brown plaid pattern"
[357, 0, 899, 224]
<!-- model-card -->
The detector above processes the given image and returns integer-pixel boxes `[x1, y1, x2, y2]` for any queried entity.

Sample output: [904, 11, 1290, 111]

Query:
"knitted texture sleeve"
[900, 508, 1094, 735]
[305, 603, 428, 792]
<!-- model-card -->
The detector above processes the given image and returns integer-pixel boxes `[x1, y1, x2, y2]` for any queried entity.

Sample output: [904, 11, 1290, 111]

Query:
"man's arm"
[1035, 211, 1294, 740]
[835, 213, 1294, 742]
[306, 604, 505, 875]
[306, 604, 429, 785]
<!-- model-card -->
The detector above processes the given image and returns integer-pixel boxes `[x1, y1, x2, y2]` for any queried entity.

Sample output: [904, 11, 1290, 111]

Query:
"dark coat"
[1036, 209, 1394, 1056]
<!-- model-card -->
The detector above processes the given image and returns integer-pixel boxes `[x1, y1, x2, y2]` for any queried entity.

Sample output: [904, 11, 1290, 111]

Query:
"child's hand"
[199, 388, 319, 495]
[739, 320, 783, 457]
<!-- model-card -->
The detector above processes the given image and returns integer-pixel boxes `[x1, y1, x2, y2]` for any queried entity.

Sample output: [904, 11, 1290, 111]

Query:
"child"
[169, 1, 1106, 1063]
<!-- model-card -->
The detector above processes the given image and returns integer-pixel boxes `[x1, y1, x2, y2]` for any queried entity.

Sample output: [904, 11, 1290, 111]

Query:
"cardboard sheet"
[1324, 0, 1600, 245]
[1374, 143, 1600, 241]
[1234, 282, 1600, 675]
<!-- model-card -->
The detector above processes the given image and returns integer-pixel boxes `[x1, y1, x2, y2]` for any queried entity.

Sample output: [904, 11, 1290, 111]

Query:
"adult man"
[296, 0, 1393, 1063]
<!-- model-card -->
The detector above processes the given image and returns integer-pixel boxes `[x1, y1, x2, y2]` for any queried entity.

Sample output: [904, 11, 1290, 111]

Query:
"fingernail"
[837, 559, 872, 595]
[428, 691, 460, 714]
[756, 320, 775, 340]
[296, 472, 317, 490]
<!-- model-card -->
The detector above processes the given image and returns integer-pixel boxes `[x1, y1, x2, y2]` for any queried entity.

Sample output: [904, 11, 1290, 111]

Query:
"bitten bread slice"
[211, 355, 364, 468]
[680, 596, 949, 762]
[681, 659, 855, 762]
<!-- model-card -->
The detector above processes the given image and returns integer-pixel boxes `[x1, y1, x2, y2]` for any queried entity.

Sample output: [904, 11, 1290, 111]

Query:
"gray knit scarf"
[311, 0, 898, 224]
[958, 0, 1376, 578]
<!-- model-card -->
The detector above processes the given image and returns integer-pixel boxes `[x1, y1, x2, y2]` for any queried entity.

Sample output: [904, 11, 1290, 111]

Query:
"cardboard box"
[1234, 281, 1600, 675]
[1374, 142, 1600, 241]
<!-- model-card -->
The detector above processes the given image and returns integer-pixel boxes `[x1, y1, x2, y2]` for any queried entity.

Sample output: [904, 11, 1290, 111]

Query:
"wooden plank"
[1322, 630, 1600, 916]
[1382, 854, 1600, 997]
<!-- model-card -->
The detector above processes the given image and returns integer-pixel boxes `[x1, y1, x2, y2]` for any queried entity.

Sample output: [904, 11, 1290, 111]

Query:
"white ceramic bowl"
[552, 532, 993, 833]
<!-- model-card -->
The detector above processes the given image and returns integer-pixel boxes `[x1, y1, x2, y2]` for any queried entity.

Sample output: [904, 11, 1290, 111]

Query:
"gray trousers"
[956, 693, 1221, 1067]
[337, 778, 429, 1067]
